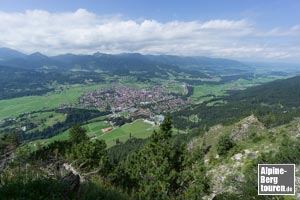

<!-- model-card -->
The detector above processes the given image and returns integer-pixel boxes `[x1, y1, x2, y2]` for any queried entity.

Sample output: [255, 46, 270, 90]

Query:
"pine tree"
[69, 125, 88, 144]
[158, 113, 173, 139]
[217, 133, 235, 155]
[121, 113, 187, 199]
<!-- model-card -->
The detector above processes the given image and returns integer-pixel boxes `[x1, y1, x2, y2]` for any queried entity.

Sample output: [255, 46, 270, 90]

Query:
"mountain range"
[0, 47, 251, 76]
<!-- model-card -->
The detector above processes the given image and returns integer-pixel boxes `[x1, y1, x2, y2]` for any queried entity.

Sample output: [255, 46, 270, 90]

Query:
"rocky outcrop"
[230, 114, 264, 141]
[60, 172, 80, 195]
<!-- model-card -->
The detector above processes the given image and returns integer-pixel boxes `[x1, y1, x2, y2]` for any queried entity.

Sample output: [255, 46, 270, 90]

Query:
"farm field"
[191, 77, 283, 103]
[99, 119, 157, 147]
[83, 121, 111, 137]
[0, 84, 109, 120]
[29, 111, 67, 132]
[29, 119, 157, 149]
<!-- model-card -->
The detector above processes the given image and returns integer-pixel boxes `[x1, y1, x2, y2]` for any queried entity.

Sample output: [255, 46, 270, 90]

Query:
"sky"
[0, 0, 299, 62]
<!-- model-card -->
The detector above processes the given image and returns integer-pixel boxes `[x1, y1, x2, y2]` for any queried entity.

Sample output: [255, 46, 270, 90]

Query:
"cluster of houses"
[57, 86, 190, 136]
[76, 86, 189, 115]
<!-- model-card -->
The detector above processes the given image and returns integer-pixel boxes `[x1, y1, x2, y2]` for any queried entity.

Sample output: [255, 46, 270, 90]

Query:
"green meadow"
[99, 119, 157, 147]
[191, 77, 282, 103]
[29, 119, 157, 149]
[0, 84, 110, 120]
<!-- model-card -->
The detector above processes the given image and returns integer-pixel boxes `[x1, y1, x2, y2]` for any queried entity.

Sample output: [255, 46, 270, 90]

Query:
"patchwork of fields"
[2, 75, 286, 150]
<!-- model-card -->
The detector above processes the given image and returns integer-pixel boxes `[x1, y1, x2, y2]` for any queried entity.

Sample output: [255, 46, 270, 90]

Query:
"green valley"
[1, 47, 300, 200]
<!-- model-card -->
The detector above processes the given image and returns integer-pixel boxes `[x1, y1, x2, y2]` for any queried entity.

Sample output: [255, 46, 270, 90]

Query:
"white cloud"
[200, 19, 248, 29]
[0, 9, 299, 62]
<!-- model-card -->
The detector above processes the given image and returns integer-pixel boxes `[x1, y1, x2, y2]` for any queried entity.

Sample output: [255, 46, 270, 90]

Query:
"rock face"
[60, 172, 80, 194]
[230, 114, 264, 141]
[0, 152, 15, 171]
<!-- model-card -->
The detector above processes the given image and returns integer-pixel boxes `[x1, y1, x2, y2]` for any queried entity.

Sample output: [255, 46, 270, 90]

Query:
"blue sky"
[1, 0, 299, 28]
[0, 0, 299, 62]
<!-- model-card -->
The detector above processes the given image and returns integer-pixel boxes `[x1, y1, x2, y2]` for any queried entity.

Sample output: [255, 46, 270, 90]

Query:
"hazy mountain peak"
[0, 47, 26, 60]
[29, 52, 48, 58]
[93, 52, 109, 57]
[118, 52, 143, 57]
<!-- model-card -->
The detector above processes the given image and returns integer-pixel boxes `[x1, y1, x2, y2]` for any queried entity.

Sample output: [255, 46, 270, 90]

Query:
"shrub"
[217, 134, 235, 156]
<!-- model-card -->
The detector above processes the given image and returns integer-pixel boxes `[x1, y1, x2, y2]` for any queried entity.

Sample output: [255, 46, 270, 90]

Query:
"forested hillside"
[0, 114, 209, 199]
[2, 111, 300, 199]
[173, 75, 300, 132]
[0, 65, 105, 100]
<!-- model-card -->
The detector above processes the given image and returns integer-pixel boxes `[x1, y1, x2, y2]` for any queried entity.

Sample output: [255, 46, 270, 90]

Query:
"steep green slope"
[189, 115, 300, 199]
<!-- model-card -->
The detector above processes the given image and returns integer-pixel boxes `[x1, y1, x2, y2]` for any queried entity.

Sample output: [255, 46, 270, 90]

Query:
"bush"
[217, 134, 235, 156]
[0, 177, 68, 200]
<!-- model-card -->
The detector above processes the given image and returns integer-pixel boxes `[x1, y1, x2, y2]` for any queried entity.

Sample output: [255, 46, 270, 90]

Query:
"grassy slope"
[190, 115, 300, 199]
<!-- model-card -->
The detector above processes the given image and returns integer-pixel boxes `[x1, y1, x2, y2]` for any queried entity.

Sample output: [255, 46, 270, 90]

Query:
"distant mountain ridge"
[0, 47, 252, 76]
[145, 54, 248, 70]
[0, 47, 26, 60]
